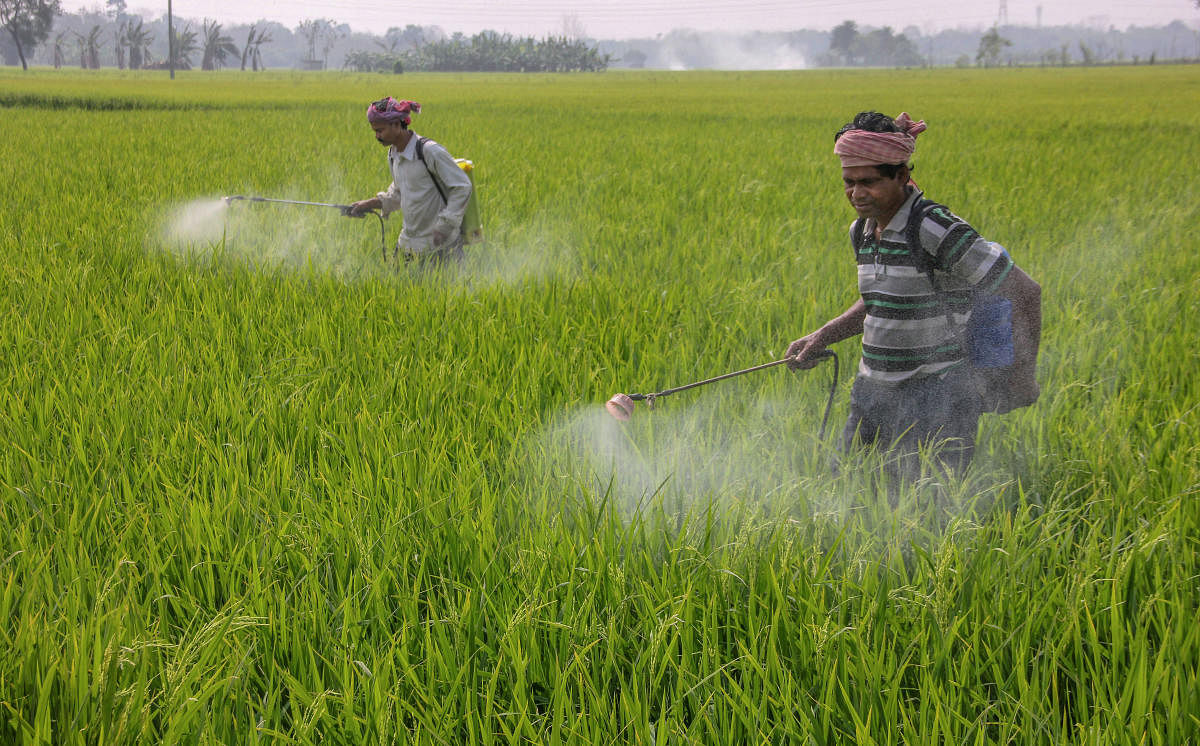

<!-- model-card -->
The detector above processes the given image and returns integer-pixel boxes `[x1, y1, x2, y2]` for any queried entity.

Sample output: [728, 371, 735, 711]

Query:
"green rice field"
[1, 65, 1198, 744]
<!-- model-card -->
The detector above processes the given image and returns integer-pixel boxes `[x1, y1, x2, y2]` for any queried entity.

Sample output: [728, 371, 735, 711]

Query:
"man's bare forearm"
[815, 299, 867, 346]
[785, 299, 865, 368]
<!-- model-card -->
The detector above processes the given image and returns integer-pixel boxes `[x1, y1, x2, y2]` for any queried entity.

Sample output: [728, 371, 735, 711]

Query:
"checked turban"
[834, 112, 927, 167]
[367, 97, 421, 125]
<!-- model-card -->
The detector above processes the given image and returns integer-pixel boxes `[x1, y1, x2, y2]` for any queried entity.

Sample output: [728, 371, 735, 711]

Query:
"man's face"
[842, 165, 908, 221]
[372, 121, 407, 147]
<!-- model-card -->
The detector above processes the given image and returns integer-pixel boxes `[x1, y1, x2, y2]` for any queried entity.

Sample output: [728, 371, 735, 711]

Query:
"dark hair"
[834, 111, 900, 141]
[835, 110, 912, 175]
[875, 163, 911, 178]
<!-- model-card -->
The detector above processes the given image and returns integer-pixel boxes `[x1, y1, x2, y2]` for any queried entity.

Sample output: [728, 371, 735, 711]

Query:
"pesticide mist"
[161, 198, 229, 245]
[155, 197, 386, 279]
[527, 387, 839, 519]
[523, 378, 1021, 538]
[155, 198, 576, 287]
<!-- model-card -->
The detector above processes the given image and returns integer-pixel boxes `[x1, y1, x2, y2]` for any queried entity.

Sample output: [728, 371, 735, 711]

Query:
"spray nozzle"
[605, 393, 638, 421]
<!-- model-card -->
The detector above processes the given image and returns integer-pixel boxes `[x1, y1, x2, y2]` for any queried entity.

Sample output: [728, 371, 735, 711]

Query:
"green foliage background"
[1, 67, 1198, 744]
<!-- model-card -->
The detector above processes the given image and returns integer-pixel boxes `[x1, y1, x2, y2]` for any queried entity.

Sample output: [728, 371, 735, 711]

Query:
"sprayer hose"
[815, 352, 839, 442]
[369, 211, 387, 261]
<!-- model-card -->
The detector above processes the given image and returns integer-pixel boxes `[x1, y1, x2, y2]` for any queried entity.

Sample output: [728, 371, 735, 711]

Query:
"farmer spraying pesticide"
[785, 111, 1041, 486]
[348, 97, 478, 266]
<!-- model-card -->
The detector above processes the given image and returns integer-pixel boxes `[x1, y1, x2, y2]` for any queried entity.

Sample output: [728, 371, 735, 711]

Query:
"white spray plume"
[528, 386, 838, 520]
[522, 377, 1016, 545]
[161, 198, 230, 245]
[153, 195, 384, 279]
[153, 196, 576, 287]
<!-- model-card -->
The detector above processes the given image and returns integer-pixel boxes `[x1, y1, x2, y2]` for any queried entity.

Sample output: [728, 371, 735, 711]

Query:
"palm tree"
[250, 28, 271, 71]
[239, 25, 271, 70]
[170, 24, 198, 70]
[74, 26, 102, 69]
[240, 24, 254, 70]
[200, 19, 238, 70]
[85, 25, 102, 68]
[51, 29, 66, 68]
[125, 18, 152, 69]
[114, 20, 127, 69]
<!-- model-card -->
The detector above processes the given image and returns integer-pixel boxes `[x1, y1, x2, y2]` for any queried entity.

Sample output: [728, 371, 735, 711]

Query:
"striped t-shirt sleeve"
[919, 206, 1013, 292]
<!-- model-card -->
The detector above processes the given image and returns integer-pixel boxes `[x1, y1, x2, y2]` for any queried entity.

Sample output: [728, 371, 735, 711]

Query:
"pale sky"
[65, 0, 1197, 38]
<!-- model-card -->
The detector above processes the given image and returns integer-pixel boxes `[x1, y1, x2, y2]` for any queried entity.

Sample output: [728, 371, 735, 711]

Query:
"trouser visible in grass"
[398, 236, 465, 268]
[840, 366, 984, 486]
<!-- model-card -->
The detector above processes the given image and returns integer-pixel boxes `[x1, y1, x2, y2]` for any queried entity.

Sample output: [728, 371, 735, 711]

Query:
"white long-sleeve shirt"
[376, 132, 472, 253]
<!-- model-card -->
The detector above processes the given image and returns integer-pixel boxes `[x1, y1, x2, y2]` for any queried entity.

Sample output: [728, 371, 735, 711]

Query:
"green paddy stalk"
[1, 66, 1198, 745]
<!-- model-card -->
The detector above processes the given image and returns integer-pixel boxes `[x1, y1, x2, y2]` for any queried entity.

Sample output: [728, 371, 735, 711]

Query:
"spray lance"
[606, 349, 840, 439]
[223, 195, 389, 261]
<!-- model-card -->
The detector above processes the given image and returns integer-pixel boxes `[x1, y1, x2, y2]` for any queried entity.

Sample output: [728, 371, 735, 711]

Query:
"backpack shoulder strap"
[906, 197, 959, 333]
[905, 196, 941, 277]
[850, 217, 867, 254]
[414, 136, 448, 204]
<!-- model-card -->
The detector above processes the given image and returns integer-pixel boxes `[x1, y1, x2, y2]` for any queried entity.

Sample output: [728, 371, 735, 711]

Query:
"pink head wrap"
[367, 97, 421, 125]
[834, 112, 927, 167]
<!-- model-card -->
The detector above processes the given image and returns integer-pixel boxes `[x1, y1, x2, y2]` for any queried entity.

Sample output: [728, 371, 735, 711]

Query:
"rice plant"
[1, 66, 1197, 744]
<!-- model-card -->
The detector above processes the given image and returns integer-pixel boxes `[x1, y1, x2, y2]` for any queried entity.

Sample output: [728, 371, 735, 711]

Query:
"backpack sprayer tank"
[454, 159, 484, 245]
[414, 137, 484, 246]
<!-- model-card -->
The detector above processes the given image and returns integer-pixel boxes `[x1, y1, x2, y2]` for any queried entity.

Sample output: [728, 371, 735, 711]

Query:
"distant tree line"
[344, 30, 610, 73]
[599, 21, 1200, 70]
[2, 4, 347, 70]
[0, 0, 266, 71]
[824, 21, 923, 66]
[4, 7, 611, 72]
[3, 1, 1198, 72]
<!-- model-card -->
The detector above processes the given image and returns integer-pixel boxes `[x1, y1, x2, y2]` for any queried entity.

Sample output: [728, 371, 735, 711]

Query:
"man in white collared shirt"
[349, 97, 473, 265]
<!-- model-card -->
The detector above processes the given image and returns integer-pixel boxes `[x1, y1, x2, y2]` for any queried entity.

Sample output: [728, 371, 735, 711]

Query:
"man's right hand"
[785, 334, 828, 370]
[346, 200, 375, 217]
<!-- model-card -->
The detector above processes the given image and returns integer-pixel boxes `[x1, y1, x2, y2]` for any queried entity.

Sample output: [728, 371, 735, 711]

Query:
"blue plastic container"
[968, 297, 1014, 368]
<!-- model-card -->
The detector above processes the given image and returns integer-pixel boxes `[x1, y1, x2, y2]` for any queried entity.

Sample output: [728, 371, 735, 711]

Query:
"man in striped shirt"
[785, 111, 1041, 485]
